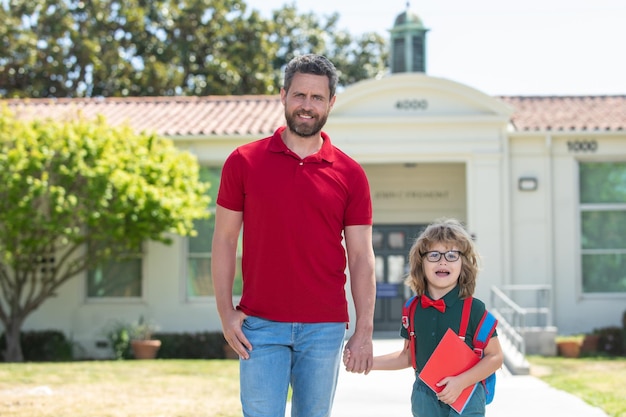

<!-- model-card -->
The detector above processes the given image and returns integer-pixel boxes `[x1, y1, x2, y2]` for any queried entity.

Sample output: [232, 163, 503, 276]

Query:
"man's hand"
[221, 309, 252, 359]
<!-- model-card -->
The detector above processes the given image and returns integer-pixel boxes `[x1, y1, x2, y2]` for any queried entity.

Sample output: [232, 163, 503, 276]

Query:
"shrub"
[2, 329, 230, 361]
[156, 332, 227, 359]
[104, 321, 133, 360]
[593, 326, 625, 356]
[0, 330, 74, 362]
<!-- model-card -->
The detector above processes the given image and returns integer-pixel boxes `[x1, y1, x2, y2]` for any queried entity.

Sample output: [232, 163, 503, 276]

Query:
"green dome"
[394, 10, 424, 28]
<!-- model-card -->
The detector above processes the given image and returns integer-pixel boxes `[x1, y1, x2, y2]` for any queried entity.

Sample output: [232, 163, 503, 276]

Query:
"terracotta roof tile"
[4, 94, 626, 136]
[497, 95, 626, 132]
[4, 95, 285, 137]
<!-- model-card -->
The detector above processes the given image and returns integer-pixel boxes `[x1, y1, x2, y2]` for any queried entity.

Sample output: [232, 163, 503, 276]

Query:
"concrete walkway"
[286, 338, 609, 417]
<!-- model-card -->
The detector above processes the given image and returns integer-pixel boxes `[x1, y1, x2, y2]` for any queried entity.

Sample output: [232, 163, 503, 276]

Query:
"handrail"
[491, 309, 526, 358]
[491, 284, 552, 329]
[490, 284, 553, 372]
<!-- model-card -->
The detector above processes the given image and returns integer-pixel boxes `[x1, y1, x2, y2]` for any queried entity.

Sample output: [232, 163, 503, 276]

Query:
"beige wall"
[26, 237, 224, 359]
[22, 73, 626, 358]
[508, 132, 626, 334]
[365, 162, 466, 224]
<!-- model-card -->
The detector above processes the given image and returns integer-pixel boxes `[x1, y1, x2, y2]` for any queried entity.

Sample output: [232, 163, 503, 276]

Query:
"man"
[212, 54, 376, 417]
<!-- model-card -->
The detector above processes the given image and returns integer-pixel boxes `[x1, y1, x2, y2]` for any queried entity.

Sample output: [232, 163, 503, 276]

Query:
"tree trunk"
[2, 319, 24, 362]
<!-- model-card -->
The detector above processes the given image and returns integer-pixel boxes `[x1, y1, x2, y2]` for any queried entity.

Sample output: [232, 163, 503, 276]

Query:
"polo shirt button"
[299, 162, 303, 165]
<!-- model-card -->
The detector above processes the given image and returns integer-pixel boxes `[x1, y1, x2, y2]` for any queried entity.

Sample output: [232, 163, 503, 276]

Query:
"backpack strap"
[402, 296, 497, 370]
[471, 306, 499, 402]
[402, 295, 419, 370]
[459, 296, 498, 355]
[458, 297, 473, 340]
[472, 310, 498, 357]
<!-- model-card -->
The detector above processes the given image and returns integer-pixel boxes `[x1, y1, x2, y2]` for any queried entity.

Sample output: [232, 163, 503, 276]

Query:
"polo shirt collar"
[268, 126, 335, 163]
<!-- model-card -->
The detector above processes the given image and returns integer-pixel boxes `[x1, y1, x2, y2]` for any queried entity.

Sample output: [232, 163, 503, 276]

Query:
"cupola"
[389, 2, 429, 73]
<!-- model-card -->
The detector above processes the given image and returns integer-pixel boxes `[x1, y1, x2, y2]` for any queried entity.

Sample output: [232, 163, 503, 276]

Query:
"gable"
[332, 73, 514, 119]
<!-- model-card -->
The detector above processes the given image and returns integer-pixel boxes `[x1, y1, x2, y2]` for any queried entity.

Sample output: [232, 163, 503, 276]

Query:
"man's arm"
[211, 204, 251, 359]
[343, 224, 376, 374]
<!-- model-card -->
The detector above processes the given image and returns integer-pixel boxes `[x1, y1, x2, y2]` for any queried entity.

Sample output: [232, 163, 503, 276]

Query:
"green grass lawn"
[0, 356, 624, 417]
[0, 360, 241, 417]
[527, 355, 626, 417]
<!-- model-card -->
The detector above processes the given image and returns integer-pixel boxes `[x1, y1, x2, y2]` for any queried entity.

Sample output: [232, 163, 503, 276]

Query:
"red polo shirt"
[216, 127, 373, 323]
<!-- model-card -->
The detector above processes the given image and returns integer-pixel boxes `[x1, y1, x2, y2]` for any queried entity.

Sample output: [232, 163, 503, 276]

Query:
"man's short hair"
[283, 54, 338, 98]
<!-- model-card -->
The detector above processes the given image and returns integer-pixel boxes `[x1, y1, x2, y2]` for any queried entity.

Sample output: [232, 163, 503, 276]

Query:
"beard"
[285, 110, 328, 138]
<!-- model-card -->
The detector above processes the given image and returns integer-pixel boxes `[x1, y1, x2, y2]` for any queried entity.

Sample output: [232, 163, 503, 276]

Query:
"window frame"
[577, 160, 626, 296]
[185, 166, 243, 301]
[85, 244, 146, 303]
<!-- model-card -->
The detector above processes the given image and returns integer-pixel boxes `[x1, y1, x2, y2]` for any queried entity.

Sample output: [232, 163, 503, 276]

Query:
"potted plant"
[129, 316, 161, 360]
[581, 332, 600, 354]
[105, 321, 133, 360]
[556, 335, 582, 358]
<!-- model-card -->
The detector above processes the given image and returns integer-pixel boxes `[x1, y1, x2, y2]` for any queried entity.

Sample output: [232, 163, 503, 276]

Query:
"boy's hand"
[342, 347, 351, 368]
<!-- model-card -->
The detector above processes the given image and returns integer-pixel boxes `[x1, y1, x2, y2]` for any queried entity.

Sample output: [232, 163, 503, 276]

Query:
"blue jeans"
[240, 316, 346, 417]
[411, 377, 486, 417]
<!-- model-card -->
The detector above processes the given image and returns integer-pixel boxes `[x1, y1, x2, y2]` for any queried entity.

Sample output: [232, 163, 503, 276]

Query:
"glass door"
[372, 224, 427, 331]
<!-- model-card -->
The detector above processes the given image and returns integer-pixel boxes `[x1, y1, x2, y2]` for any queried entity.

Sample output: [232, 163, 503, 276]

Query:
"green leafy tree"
[0, 0, 275, 97]
[268, 4, 388, 89]
[269, 5, 338, 70]
[0, 107, 210, 362]
[0, 0, 388, 98]
[329, 31, 389, 86]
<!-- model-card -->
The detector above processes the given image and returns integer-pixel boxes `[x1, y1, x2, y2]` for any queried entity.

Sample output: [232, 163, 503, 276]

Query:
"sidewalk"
[290, 338, 610, 417]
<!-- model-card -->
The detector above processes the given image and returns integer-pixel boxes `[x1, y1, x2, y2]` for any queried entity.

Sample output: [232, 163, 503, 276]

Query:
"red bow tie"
[421, 295, 446, 313]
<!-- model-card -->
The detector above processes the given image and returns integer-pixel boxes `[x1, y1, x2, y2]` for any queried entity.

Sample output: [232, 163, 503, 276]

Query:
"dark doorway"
[372, 224, 427, 331]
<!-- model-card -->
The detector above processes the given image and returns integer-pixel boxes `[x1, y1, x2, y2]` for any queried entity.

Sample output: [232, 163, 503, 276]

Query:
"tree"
[0, 107, 210, 362]
[259, 4, 389, 89]
[328, 31, 389, 86]
[0, 0, 276, 97]
[0, 0, 388, 98]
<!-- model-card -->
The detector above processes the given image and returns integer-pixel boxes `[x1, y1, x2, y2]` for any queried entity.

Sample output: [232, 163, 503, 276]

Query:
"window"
[411, 36, 424, 72]
[392, 38, 405, 73]
[87, 252, 143, 298]
[579, 161, 626, 293]
[187, 166, 242, 298]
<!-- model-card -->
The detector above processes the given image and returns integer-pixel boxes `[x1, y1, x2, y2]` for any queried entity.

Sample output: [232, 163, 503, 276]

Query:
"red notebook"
[418, 328, 480, 413]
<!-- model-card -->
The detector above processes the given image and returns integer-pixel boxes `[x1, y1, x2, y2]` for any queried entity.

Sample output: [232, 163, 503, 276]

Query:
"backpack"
[402, 295, 498, 404]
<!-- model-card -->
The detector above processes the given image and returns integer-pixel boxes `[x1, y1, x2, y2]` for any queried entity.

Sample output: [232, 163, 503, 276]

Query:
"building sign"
[395, 99, 428, 110]
[374, 190, 450, 201]
[567, 140, 598, 153]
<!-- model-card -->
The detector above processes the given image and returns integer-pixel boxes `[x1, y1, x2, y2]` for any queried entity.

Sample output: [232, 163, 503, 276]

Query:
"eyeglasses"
[421, 250, 462, 263]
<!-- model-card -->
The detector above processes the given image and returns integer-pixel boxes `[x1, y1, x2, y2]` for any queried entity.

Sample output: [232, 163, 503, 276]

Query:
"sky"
[251, 0, 625, 96]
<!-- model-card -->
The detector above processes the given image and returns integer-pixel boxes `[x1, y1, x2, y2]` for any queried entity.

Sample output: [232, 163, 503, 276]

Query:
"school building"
[4, 6, 625, 359]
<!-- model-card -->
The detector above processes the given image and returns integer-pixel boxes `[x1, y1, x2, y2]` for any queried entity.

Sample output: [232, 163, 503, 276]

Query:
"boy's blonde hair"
[405, 218, 480, 299]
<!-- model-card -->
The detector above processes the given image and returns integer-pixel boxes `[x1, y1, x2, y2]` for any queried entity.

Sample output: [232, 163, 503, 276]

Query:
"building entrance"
[372, 224, 427, 331]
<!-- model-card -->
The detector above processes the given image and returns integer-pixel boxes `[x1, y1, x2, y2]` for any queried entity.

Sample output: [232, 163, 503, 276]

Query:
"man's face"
[281, 73, 336, 138]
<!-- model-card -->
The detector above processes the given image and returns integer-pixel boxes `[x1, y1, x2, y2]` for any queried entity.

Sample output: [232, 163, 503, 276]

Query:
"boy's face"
[422, 242, 462, 298]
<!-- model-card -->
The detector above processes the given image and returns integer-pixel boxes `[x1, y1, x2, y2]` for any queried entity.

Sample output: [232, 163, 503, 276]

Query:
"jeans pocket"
[242, 315, 261, 330]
